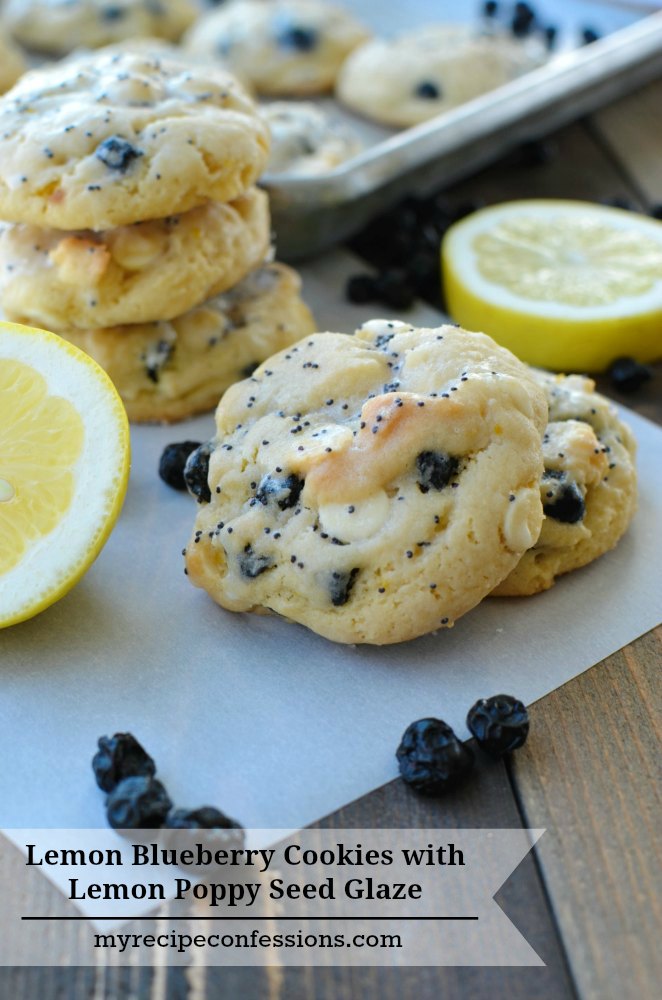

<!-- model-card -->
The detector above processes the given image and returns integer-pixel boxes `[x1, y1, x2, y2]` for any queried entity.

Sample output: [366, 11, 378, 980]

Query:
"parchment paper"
[1, 250, 661, 835]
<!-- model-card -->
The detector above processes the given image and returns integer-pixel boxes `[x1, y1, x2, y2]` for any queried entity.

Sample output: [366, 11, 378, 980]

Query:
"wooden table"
[2, 78, 661, 1000]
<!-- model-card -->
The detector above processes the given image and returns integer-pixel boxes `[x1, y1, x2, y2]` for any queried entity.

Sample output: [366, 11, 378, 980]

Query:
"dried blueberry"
[101, 5, 126, 20]
[415, 81, 441, 100]
[541, 472, 585, 523]
[143, 338, 173, 384]
[346, 274, 379, 304]
[467, 694, 529, 757]
[544, 24, 558, 50]
[581, 27, 600, 45]
[396, 718, 474, 795]
[241, 361, 260, 378]
[95, 136, 143, 172]
[184, 442, 213, 504]
[376, 270, 415, 310]
[513, 139, 556, 168]
[159, 441, 201, 491]
[329, 567, 359, 607]
[416, 450, 458, 492]
[276, 24, 318, 51]
[239, 545, 273, 578]
[92, 733, 156, 794]
[483, 1, 498, 16]
[106, 776, 172, 829]
[609, 356, 653, 394]
[165, 806, 243, 831]
[255, 473, 303, 510]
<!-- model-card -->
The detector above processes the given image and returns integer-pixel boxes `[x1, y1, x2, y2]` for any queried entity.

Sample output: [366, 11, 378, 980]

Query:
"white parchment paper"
[1, 250, 661, 835]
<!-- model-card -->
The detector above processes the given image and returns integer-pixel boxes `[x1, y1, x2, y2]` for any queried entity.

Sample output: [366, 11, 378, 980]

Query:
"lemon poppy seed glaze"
[185, 321, 548, 645]
[442, 200, 662, 371]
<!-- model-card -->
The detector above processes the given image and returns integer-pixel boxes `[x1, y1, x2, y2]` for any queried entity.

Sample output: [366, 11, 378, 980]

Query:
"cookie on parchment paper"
[185, 319, 549, 645]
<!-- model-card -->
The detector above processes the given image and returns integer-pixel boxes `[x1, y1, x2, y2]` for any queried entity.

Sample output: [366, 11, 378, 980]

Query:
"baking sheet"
[1, 249, 661, 833]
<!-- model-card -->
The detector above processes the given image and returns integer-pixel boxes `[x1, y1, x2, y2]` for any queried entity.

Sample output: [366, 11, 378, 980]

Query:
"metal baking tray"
[263, 3, 662, 258]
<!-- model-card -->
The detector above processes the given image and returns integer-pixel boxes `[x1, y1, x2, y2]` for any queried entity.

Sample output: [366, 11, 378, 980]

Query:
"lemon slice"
[442, 199, 662, 371]
[0, 321, 130, 628]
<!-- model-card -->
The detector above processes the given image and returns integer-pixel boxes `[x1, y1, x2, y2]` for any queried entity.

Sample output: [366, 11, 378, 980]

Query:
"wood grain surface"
[2, 76, 661, 1000]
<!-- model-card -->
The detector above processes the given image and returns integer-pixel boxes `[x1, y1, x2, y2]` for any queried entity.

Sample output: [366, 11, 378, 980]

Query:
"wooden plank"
[591, 78, 662, 205]
[0, 751, 577, 998]
[509, 626, 662, 1000]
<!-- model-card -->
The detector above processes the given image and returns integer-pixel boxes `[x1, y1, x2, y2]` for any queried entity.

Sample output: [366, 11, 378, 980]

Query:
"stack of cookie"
[0, 48, 316, 422]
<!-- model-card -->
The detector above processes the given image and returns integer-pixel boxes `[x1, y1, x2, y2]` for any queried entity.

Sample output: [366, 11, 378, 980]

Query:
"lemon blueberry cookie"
[0, 188, 270, 330]
[184, 0, 370, 96]
[0, 27, 26, 95]
[0, 50, 270, 230]
[493, 370, 637, 596]
[3, 0, 197, 56]
[56, 263, 316, 423]
[261, 102, 361, 176]
[185, 320, 548, 645]
[337, 25, 542, 128]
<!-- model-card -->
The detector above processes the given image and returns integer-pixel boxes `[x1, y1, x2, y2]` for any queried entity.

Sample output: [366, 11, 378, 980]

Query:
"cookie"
[3, 0, 197, 56]
[261, 102, 361, 176]
[337, 25, 542, 128]
[0, 50, 270, 230]
[43, 263, 316, 423]
[185, 319, 548, 645]
[0, 188, 270, 330]
[0, 27, 26, 95]
[493, 371, 637, 596]
[184, 0, 370, 96]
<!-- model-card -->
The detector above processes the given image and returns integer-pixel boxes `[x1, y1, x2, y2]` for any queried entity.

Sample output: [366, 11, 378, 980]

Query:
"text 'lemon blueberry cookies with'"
[185, 321, 549, 644]
[493, 370, 637, 596]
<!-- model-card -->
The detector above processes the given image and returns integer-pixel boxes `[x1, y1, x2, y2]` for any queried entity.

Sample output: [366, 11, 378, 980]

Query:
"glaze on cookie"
[4, 0, 197, 56]
[0, 188, 270, 330]
[185, 0, 370, 96]
[52, 263, 316, 423]
[337, 25, 542, 128]
[0, 50, 270, 229]
[493, 370, 637, 595]
[185, 320, 548, 644]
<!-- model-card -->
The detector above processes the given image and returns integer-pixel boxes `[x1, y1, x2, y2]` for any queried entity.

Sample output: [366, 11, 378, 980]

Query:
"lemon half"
[0, 321, 130, 628]
[442, 199, 662, 371]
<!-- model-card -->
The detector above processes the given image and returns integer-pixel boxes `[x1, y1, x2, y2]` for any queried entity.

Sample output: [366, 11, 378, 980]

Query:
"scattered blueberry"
[376, 270, 415, 310]
[396, 718, 474, 795]
[346, 274, 379, 304]
[581, 27, 600, 45]
[276, 24, 318, 51]
[513, 139, 556, 168]
[101, 5, 126, 21]
[467, 694, 529, 757]
[544, 24, 558, 50]
[541, 472, 585, 523]
[106, 776, 172, 829]
[92, 733, 156, 794]
[239, 545, 273, 578]
[159, 441, 201, 491]
[416, 451, 459, 493]
[329, 568, 359, 606]
[184, 442, 213, 504]
[511, 3, 536, 38]
[95, 136, 143, 172]
[165, 806, 243, 831]
[483, 0, 498, 17]
[255, 473, 303, 510]
[609, 356, 653, 394]
[415, 81, 441, 100]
